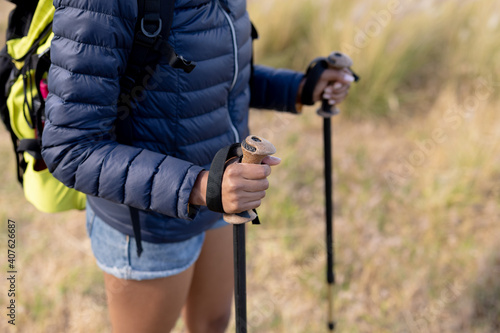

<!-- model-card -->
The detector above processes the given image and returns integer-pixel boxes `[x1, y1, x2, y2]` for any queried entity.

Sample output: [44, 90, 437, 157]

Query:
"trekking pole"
[321, 52, 349, 331]
[321, 100, 336, 331]
[224, 135, 276, 333]
[319, 52, 359, 331]
[302, 52, 359, 331]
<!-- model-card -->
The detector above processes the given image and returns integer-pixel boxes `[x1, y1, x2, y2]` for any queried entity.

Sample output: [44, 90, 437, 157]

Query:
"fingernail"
[329, 100, 336, 105]
[344, 74, 355, 82]
[333, 82, 343, 89]
[323, 93, 332, 99]
[270, 156, 282, 162]
[324, 86, 333, 94]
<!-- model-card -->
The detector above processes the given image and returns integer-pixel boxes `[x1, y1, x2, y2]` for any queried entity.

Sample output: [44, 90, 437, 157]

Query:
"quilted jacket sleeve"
[41, 0, 203, 219]
[250, 64, 304, 113]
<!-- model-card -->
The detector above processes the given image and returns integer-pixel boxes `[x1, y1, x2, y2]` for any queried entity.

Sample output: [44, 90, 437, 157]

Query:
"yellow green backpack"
[1, 0, 86, 212]
[1, 0, 192, 215]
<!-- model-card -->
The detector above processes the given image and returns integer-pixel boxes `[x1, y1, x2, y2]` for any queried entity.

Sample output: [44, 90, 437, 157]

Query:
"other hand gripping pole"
[224, 136, 276, 333]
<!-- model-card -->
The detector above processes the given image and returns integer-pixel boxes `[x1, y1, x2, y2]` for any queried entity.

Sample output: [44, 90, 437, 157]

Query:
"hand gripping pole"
[318, 52, 354, 117]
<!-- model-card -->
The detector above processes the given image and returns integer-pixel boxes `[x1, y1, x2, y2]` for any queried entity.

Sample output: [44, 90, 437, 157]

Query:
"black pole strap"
[206, 143, 242, 213]
[301, 58, 328, 105]
[206, 143, 261, 226]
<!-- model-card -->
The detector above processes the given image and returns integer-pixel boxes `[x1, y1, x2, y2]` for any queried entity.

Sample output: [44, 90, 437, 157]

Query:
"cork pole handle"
[319, 51, 353, 117]
[223, 135, 276, 224]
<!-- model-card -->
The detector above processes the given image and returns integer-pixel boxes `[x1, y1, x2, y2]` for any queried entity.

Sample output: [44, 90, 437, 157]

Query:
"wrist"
[295, 77, 306, 113]
[189, 170, 209, 206]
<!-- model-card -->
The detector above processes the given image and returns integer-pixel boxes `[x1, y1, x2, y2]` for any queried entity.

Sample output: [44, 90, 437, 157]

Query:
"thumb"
[321, 69, 355, 85]
[313, 69, 355, 103]
[261, 156, 281, 166]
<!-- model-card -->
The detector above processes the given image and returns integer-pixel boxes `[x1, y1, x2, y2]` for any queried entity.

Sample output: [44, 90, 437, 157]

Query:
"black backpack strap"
[0, 47, 14, 124]
[121, 0, 194, 96]
[17, 138, 42, 160]
[129, 206, 143, 257]
[120, 0, 197, 257]
[16, 53, 50, 168]
[34, 49, 51, 137]
[0, 48, 22, 184]
[117, 0, 195, 145]
[5, 0, 38, 40]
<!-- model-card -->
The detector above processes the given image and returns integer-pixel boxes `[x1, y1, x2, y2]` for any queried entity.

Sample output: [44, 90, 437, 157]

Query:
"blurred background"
[1, 0, 500, 332]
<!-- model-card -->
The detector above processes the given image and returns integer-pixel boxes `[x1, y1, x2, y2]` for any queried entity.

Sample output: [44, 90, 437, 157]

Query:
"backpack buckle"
[171, 55, 196, 73]
[141, 18, 162, 38]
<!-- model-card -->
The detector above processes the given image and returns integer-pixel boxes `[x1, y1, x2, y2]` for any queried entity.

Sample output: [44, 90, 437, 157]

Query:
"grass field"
[2, 0, 500, 332]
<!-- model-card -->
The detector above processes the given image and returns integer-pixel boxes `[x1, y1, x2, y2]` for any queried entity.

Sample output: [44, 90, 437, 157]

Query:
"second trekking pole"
[318, 52, 359, 331]
[302, 51, 359, 331]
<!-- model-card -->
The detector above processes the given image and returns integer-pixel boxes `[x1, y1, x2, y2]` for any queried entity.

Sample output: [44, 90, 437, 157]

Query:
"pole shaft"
[234, 224, 247, 333]
[324, 118, 334, 283]
[324, 117, 335, 330]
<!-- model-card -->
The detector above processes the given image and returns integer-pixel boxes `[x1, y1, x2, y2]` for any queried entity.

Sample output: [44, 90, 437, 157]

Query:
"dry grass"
[2, 0, 500, 332]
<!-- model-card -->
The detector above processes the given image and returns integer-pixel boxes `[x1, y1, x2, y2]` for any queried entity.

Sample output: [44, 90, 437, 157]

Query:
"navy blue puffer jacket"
[42, 0, 303, 242]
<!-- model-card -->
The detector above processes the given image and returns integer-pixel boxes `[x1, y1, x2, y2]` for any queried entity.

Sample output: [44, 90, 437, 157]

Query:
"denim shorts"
[86, 205, 229, 280]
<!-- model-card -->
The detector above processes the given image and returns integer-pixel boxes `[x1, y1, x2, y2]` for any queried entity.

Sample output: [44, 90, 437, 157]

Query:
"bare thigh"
[104, 265, 194, 333]
[183, 224, 234, 333]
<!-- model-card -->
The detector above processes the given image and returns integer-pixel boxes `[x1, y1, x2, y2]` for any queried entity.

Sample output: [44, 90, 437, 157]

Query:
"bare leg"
[183, 225, 234, 333]
[104, 265, 195, 333]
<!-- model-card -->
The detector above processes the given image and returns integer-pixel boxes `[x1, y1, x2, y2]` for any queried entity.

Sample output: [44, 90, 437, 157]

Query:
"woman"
[41, 0, 352, 331]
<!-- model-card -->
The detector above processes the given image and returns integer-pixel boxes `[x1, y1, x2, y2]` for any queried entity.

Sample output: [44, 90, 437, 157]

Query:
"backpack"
[0, 0, 194, 214]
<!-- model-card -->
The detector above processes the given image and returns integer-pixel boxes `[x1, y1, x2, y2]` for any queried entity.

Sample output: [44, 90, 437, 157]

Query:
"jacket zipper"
[219, 2, 240, 142]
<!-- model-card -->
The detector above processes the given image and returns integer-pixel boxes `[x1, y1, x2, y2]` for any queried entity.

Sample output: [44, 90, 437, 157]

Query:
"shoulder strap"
[117, 0, 195, 146]
[122, 0, 195, 95]
[124, 0, 197, 257]
[136, 0, 195, 73]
